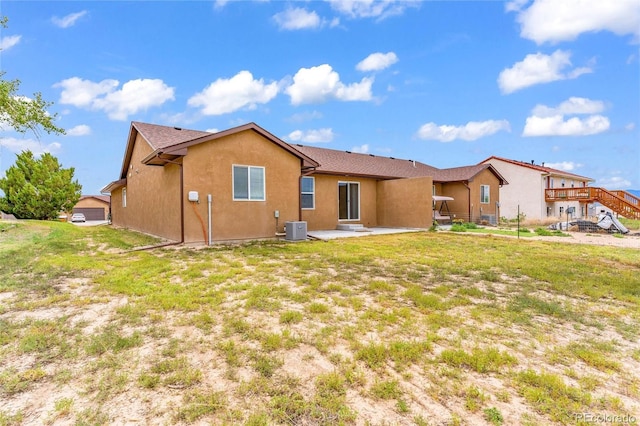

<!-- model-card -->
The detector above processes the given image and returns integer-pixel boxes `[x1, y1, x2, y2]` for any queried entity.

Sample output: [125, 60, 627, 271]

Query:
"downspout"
[180, 165, 184, 243]
[207, 194, 212, 245]
[464, 181, 471, 222]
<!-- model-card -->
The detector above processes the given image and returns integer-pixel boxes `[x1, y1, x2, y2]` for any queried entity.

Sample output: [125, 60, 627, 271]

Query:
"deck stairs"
[545, 188, 640, 220]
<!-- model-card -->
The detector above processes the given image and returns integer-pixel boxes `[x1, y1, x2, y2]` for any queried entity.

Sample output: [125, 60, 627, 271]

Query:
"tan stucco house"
[481, 156, 594, 221]
[102, 122, 506, 243]
[72, 195, 111, 221]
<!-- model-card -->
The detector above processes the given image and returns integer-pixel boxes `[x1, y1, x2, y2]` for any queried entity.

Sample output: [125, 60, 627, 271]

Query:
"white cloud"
[625, 122, 636, 131]
[498, 50, 592, 94]
[523, 97, 610, 137]
[54, 77, 119, 107]
[532, 97, 605, 117]
[327, 0, 420, 21]
[287, 128, 334, 143]
[66, 124, 91, 136]
[204, 128, 219, 133]
[523, 115, 610, 137]
[286, 64, 373, 105]
[188, 71, 279, 116]
[505, 0, 529, 13]
[351, 144, 369, 153]
[54, 77, 175, 120]
[596, 175, 632, 189]
[0, 35, 21, 51]
[356, 52, 398, 72]
[273, 8, 321, 30]
[544, 161, 582, 171]
[513, 0, 640, 44]
[0, 137, 61, 155]
[416, 120, 511, 142]
[52, 11, 88, 28]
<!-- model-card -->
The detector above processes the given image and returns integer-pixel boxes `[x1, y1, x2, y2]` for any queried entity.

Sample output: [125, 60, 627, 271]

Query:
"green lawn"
[1, 220, 639, 425]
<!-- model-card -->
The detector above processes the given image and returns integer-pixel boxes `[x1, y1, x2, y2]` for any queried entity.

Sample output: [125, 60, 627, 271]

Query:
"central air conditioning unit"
[285, 221, 307, 241]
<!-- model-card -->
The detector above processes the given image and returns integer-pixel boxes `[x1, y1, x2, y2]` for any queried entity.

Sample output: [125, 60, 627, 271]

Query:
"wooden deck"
[545, 187, 640, 220]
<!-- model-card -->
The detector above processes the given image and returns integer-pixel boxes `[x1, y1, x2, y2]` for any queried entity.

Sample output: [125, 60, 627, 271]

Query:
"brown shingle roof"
[79, 195, 110, 203]
[292, 145, 507, 184]
[132, 122, 213, 151]
[437, 164, 507, 185]
[481, 156, 593, 181]
[292, 144, 441, 179]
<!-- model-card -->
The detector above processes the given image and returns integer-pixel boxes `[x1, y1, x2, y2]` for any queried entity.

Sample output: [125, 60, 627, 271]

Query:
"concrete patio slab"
[307, 227, 424, 241]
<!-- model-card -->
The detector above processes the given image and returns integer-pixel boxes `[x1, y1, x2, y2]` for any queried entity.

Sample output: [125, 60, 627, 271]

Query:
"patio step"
[336, 223, 371, 232]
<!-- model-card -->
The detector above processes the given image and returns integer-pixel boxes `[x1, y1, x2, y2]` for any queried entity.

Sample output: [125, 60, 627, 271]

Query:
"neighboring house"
[481, 156, 594, 221]
[72, 195, 111, 221]
[102, 122, 506, 244]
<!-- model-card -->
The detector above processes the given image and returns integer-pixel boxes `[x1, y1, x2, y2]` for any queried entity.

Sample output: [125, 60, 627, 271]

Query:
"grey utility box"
[285, 221, 307, 241]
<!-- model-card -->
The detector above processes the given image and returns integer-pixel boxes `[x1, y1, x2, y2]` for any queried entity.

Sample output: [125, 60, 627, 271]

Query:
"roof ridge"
[483, 155, 593, 181]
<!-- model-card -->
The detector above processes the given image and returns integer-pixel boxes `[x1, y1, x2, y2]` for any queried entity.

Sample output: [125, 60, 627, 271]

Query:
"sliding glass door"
[338, 182, 359, 220]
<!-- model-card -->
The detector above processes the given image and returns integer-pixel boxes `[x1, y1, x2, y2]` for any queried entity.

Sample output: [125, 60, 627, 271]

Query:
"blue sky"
[1, 0, 639, 194]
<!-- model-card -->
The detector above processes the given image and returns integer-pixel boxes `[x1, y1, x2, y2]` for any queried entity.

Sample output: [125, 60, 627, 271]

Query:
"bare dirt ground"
[507, 231, 640, 249]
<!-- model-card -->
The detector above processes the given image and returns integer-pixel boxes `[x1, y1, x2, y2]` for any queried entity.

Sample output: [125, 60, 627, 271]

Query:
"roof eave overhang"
[100, 178, 127, 195]
[141, 148, 188, 166]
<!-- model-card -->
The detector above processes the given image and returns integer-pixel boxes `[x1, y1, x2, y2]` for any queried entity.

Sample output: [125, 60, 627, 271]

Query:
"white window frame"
[232, 165, 265, 201]
[480, 185, 490, 204]
[122, 187, 127, 208]
[338, 181, 360, 221]
[301, 176, 315, 210]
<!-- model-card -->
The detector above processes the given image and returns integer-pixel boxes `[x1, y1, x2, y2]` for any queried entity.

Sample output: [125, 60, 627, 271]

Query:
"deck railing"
[545, 187, 640, 220]
[612, 190, 640, 207]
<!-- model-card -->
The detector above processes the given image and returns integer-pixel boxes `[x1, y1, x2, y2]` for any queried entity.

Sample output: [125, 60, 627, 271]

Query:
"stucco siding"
[182, 130, 302, 242]
[111, 134, 182, 241]
[302, 175, 378, 230]
[440, 183, 470, 221]
[377, 177, 433, 228]
[484, 159, 544, 220]
[471, 168, 501, 223]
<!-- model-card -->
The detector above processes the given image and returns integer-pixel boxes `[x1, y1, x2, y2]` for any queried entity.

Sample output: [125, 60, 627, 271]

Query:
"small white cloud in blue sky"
[55, 77, 174, 120]
[0, 137, 61, 155]
[51, 11, 88, 29]
[287, 128, 334, 143]
[356, 52, 398, 72]
[0, 35, 21, 51]
[512, 0, 640, 44]
[498, 50, 592, 94]
[188, 71, 278, 116]
[273, 7, 330, 30]
[327, 0, 420, 21]
[351, 144, 369, 153]
[544, 161, 583, 172]
[596, 175, 632, 189]
[66, 124, 91, 136]
[523, 97, 610, 137]
[417, 120, 511, 143]
[286, 64, 374, 105]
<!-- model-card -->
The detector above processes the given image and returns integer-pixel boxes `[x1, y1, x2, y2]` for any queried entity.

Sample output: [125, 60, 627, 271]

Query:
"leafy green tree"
[0, 151, 81, 219]
[0, 16, 64, 137]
